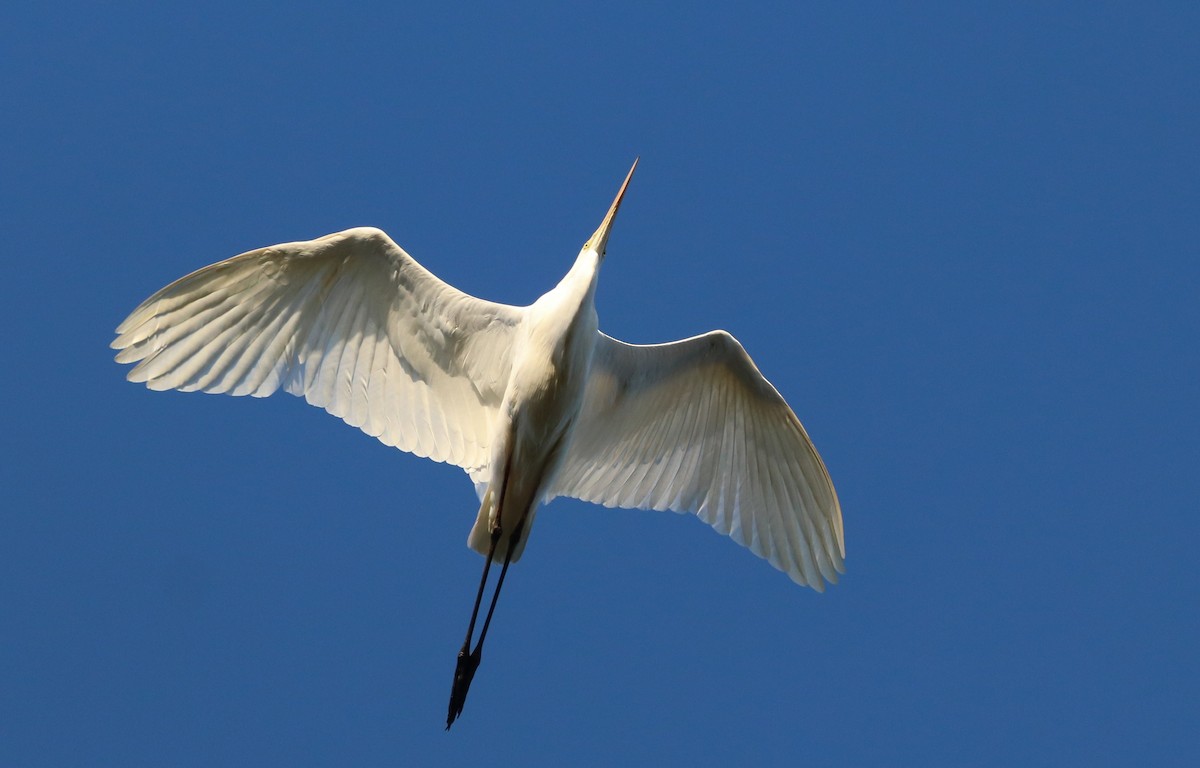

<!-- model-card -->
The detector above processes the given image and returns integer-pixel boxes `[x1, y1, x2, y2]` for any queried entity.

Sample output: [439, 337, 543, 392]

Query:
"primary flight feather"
[112, 159, 844, 726]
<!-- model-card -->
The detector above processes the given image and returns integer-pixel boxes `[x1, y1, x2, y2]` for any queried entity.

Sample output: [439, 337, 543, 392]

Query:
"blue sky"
[3, 2, 1197, 766]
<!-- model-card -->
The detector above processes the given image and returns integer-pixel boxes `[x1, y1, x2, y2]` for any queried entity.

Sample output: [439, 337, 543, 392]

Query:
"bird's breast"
[500, 312, 592, 445]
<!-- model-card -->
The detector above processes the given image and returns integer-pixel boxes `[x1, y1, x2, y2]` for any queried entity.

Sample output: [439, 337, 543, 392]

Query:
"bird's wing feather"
[112, 227, 523, 476]
[549, 331, 844, 589]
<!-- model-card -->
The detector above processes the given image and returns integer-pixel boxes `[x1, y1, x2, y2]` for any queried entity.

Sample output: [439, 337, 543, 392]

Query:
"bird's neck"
[558, 248, 601, 305]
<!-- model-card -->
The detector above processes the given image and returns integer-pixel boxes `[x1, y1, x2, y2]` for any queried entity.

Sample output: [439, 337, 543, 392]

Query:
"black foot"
[446, 644, 481, 729]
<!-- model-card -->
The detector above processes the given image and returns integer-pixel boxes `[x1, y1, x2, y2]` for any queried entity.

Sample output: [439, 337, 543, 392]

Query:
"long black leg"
[445, 513, 528, 730]
[447, 453, 516, 730]
[472, 516, 527, 655]
[462, 524, 500, 648]
[446, 524, 500, 729]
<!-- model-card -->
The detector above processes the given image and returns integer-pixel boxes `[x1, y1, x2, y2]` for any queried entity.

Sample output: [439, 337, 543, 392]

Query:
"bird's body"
[467, 244, 600, 561]
[112, 160, 844, 727]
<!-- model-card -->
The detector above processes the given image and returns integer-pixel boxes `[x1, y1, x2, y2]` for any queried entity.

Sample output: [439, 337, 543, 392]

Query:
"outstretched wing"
[549, 331, 844, 589]
[112, 227, 523, 477]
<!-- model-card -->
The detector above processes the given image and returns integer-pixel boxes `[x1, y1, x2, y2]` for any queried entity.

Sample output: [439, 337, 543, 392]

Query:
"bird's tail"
[467, 482, 535, 564]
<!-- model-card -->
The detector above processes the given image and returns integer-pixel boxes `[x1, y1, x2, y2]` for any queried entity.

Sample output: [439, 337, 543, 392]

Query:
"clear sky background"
[3, 3, 1197, 766]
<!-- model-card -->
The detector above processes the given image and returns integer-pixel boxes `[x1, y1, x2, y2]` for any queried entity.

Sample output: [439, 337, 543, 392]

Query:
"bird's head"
[583, 158, 638, 260]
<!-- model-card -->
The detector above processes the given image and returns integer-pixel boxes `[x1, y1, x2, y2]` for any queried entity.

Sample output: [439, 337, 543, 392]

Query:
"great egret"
[112, 159, 844, 727]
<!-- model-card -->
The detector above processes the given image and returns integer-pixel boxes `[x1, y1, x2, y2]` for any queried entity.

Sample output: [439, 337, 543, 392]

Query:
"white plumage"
[113, 160, 844, 724]
[550, 330, 843, 587]
[115, 226, 519, 483]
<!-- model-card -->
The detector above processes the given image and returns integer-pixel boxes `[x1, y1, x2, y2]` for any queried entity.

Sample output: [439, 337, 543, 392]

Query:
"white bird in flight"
[112, 159, 844, 727]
